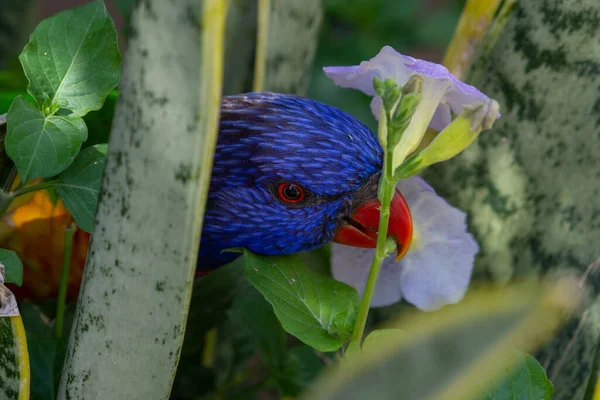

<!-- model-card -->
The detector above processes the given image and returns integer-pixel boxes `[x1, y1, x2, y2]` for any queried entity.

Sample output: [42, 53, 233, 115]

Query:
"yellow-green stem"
[202, 328, 218, 368]
[351, 109, 397, 344]
[253, 0, 271, 92]
[55, 222, 76, 339]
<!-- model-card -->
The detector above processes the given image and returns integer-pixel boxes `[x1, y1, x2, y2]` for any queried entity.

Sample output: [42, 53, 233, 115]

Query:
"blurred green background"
[309, 0, 465, 132]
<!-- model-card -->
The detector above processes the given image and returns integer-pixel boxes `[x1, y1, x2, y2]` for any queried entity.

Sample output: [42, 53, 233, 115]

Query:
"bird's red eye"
[278, 183, 305, 204]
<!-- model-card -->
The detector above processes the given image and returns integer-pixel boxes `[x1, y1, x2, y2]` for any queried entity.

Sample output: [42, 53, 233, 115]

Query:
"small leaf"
[331, 303, 356, 338]
[6, 97, 88, 182]
[479, 352, 554, 400]
[363, 329, 405, 351]
[56, 143, 107, 232]
[344, 330, 404, 363]
[19, 0, 121, 118]
[242, 249, 359, 352]
[0, 250, 23, 287]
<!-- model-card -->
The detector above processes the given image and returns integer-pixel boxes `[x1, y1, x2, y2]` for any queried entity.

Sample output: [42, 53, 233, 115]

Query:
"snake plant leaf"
[0, 266, 29, 399]
[19, 0, 120, 118]
[0, 316, 30, 400]
[56, 144, 107, 233]
[5, 97, 87, 182]
[56, 0, 227, 398]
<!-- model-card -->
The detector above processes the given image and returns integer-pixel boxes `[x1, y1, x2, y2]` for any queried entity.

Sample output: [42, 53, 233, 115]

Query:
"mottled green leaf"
[0, 318, 22, 399]
[6, 97, 87, 181]
[0, 249, 23, 286]
[19, 0, 120, 118]
[479, 352, 553, 400]
[242, 249, 359, 352]
[56, 143, 107, 232]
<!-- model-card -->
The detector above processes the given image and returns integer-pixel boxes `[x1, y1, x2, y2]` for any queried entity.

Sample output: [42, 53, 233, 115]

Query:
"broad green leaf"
[6, 96, 87, 182]
[19, 0, 121, 118]
[0, 316, 30, 399]
[0, 249, 23, 286]
[302, 279, 580, 400]
[242, 249, 359, 352]
[479, 352, 553, 400]
[56, 143, 107, 232]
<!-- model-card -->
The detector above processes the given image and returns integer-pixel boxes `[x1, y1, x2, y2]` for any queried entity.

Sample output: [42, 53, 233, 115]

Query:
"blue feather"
[198, 92, 382, 270]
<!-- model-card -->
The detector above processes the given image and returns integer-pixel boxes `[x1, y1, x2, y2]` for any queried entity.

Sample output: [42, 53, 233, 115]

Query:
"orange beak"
[333, 189, 413, 261]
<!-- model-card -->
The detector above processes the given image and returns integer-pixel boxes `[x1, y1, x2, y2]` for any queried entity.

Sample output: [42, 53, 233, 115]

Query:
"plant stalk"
[351, 108, 397, 343]
[55, 222, 76, 339]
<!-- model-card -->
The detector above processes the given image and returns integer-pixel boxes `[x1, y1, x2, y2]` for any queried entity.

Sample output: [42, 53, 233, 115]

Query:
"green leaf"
[0, 249, 23, 286]
[6, 96, 88, 182]
[363, 329, 404, 351]
[19, 0, 121, 118]
[242, 249, 359, 352]
[479, 352, 554, 400]
[56, 143, 107, 232]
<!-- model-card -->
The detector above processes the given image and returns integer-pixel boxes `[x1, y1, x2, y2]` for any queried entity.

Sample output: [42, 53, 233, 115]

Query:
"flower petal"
[330, 176, 478, 310]
[324, 46, 499, 128]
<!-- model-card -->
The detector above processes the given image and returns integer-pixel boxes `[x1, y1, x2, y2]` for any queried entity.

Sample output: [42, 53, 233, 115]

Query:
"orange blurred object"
[1, 182, 88, 301]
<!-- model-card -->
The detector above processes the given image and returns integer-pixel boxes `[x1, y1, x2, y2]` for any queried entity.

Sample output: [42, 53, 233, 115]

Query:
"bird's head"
[199, 93, 412, 269]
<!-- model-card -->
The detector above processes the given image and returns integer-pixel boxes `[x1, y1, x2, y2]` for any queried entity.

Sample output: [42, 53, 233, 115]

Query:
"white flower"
[324, 45, 500, 171]
[331, 176, 478, 311]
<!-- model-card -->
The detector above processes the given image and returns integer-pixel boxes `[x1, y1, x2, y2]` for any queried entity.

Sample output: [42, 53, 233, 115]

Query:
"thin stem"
[55, 222, 76, 339]
[0, 180, 59, 219]
[0, 192, 15, 218]
[202, 327, 218, 368]
[351, 108, 397, 344]
[12, 180, 58, 197]
[253, 0, 271, 92]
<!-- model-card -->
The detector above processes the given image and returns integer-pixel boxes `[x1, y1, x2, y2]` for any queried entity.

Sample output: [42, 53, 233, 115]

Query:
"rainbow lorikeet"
[3, 93, 413, 298]
[198, 92, 413, 270]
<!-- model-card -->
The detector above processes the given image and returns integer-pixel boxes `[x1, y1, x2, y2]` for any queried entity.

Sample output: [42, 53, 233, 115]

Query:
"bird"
[198, 92, 413, 271]
[1, 92, 414, 300]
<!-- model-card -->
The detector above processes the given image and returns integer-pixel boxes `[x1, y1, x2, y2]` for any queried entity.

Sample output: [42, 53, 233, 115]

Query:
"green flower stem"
[351, 108, 397, 344]
[202, 327, 218, 368]
[55, 222, 76, 339]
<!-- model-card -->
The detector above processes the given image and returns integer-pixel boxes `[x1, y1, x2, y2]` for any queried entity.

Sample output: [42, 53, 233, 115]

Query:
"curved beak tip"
[334, 188, 413, 260]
